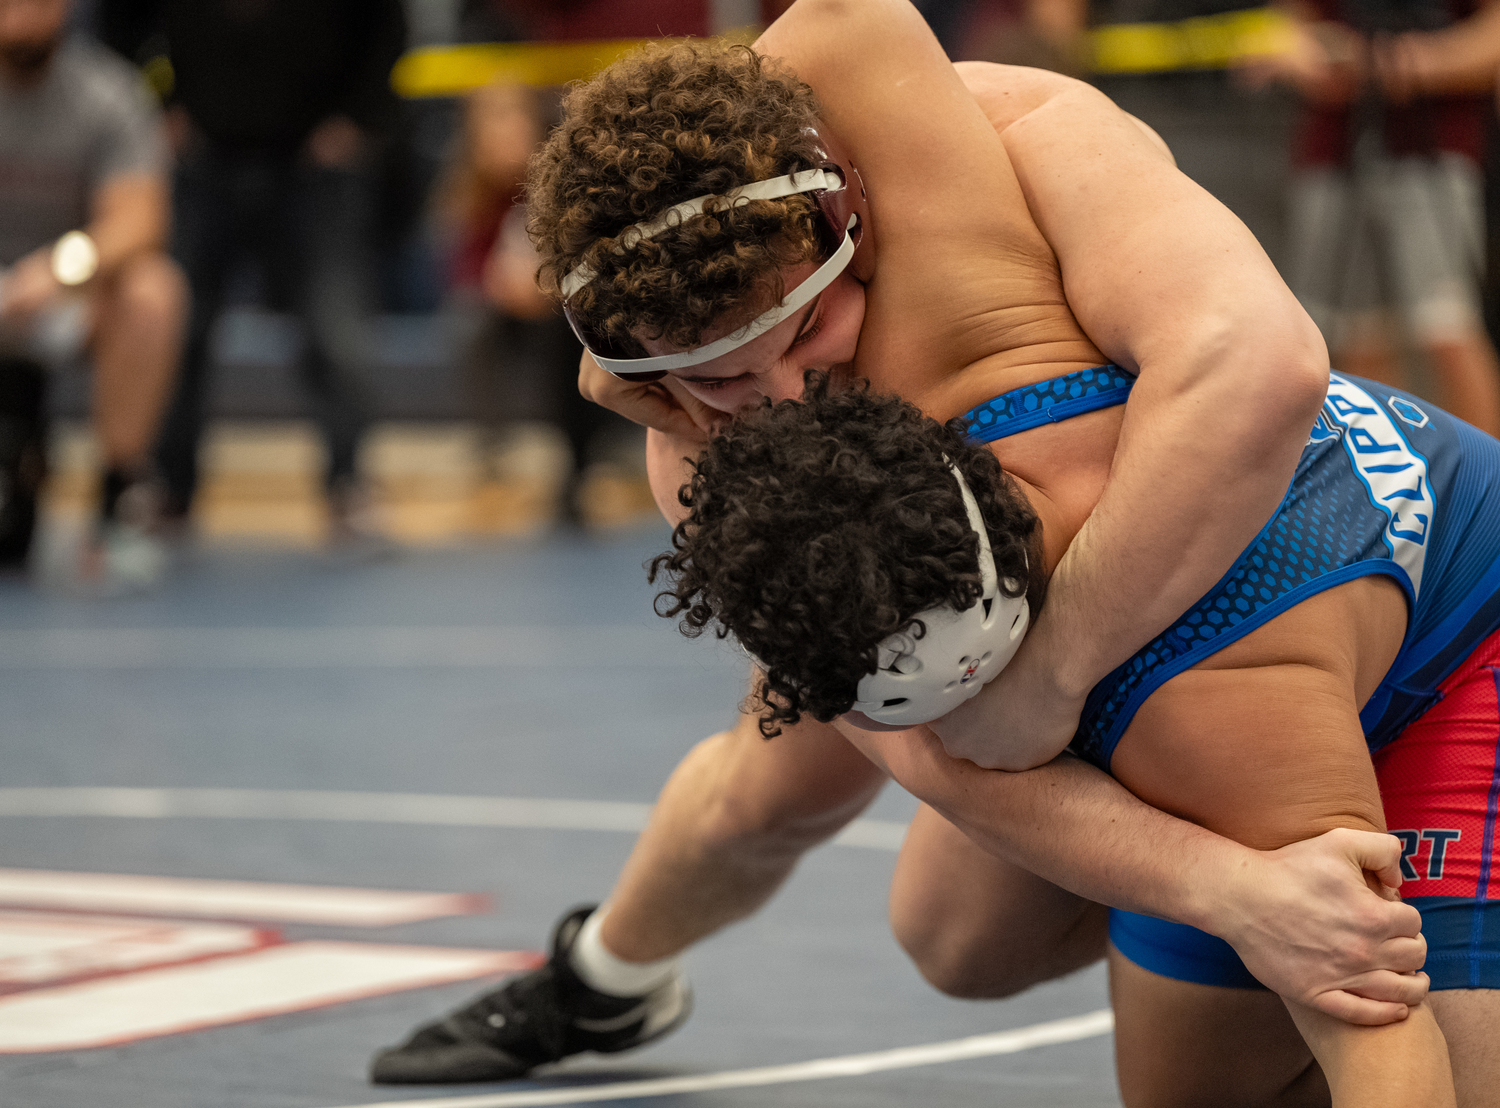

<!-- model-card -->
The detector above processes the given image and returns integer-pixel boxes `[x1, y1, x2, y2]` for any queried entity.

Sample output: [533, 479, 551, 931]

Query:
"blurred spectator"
[934, 0, 1088, 75]
[103, 0, 408, 543]
[1264, 0, 1500, 435]
[457, 0, 716, 41]
[437, 80, 633, 524]
[940, 0, 1298, 268]
[0, 0, 184, 585]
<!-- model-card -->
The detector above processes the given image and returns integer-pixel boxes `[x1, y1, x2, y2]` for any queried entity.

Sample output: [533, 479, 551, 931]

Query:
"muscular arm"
[935, 63, 1329, 766]
[645, 420, 1426, 1027]
[1379, 0, 1500, 98]
[851, 582, 1450, 1097]
[2, 172, 168, 322]
[834, 715, 1426, 1025]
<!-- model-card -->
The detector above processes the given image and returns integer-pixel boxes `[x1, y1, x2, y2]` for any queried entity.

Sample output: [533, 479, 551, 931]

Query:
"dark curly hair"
[649, 374, 1040, 736]
[528, 40, 828, 355]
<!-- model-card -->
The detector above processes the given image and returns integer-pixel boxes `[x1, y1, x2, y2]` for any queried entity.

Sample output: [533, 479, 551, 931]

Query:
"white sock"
[568, 905, 680, 998]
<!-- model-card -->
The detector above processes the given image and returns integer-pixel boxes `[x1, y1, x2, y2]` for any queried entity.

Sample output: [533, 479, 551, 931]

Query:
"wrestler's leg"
[1109, 948, 1326, 1108]
[889, 802, 1107, 998]
[1430, 991, 1500, 1108]
[601, 703, 888, 962]
[1373, 627, 1500, 1106]
[371, 699, 888, 1084]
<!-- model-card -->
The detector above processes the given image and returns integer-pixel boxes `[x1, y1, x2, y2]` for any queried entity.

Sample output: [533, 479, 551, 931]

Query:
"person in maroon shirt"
[1264, 0, 1500, 435]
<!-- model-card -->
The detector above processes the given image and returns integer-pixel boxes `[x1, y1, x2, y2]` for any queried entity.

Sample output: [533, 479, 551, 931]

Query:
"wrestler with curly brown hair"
[370, 0, 1433, 1091]
[532, 24, 1323, 768]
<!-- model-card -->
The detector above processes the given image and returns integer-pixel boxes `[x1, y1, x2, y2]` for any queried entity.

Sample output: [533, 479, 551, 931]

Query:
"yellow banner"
[391, 17, 1290, 96]
[392, 40, 656, 97]
[1090, 7, 1295, 74]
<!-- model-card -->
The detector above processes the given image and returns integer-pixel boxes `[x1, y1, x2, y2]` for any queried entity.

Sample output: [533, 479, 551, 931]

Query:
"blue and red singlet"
[963, 368, 1500, 990]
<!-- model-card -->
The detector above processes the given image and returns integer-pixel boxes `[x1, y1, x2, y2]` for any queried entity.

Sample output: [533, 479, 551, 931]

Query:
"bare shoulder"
[953, 62, 1093, 133]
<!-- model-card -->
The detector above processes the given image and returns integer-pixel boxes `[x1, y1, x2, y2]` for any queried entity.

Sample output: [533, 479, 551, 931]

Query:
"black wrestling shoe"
[369, 905, 692, 1085]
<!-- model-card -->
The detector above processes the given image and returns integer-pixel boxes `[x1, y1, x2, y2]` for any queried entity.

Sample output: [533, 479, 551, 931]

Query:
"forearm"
[1288, 1001, 1455, 1107]
[88, 174, 169, 278]
[843, 721, 1426, 1021]
[1396, 4, 1500, 95]
[855, 729, 1246, 930]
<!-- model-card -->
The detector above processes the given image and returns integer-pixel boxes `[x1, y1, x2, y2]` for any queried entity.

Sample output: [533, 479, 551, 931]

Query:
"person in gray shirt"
[0, 0, 184, 587]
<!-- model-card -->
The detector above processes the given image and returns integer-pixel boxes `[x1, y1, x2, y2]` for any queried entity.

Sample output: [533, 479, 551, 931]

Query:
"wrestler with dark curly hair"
[653, 369, 1500, 1105]
[650, 374, 1038, 735]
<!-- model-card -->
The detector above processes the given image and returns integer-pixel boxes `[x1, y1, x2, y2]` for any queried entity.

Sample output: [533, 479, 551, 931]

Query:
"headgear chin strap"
[850, 464, 1030, 727]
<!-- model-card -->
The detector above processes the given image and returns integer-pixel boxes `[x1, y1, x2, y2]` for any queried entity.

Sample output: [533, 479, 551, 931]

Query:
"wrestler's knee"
[889, 808, 1107, 999]
[891, 901, 1021, 999]
[893, 898, 1108, 999]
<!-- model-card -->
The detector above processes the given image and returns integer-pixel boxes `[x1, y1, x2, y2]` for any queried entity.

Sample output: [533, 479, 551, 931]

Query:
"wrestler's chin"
[840, 709, 914, 733]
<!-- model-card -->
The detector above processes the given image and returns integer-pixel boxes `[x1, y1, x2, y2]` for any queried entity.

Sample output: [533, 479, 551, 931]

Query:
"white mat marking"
[0, 941, 536, 1053]
[328, 1010, 1115, 1108]
[0, 910, 271, 989]
[0, 788, 909, 850]
[0, 868, 482, 926]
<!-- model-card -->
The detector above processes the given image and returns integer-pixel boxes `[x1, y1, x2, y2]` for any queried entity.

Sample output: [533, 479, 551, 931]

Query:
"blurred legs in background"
[0, 250, 185, 583]
[1288, 153, 1500, 436]
[157, 146, 378, 543]
[441, 82, 645, 531]
[80, 250, 187, 583]
[0, 357, 45, 569]
[460, 308, 640, 528]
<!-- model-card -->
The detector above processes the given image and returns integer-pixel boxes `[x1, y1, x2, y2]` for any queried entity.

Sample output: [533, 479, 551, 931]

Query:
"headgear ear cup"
[850, 463, 1029, 726]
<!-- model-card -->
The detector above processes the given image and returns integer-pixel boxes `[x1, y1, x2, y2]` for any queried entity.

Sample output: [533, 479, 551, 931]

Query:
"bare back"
[756, 5, 1292, 493]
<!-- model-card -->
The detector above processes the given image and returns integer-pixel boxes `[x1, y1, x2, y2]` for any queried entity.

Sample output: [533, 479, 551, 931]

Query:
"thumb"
[660, 378, 722, 435]
[1340, 827, 1405, 890]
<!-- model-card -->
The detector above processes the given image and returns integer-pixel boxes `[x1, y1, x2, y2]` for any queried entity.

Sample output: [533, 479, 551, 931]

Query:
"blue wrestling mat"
[0, 532, 1117, 1107]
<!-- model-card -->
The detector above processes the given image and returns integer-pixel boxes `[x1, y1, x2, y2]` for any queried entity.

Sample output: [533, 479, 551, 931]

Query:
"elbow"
[1180, 299, 1329, 451]
[1272, 309, 1333, 423]
[929, 708, 1064, 772]
[776, 0, 914, 45]
[776, 0, 858, 36]
[789, 0, 866, 20]
[1237, 292, 1329, 415]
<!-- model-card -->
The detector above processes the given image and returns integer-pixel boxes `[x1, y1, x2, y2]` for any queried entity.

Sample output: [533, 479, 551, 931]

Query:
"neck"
[1007, 472, 1082, 589]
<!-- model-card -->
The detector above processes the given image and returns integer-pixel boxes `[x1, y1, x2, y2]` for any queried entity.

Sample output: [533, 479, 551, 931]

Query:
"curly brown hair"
[528, 40, 829, 355]
[649, 374, 1040, 736]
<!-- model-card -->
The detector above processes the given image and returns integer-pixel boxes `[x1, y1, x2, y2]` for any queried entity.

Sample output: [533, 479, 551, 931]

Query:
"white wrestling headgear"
[559, 123, 867, 382]
[560, 169, 858, 379]
[850, 463, 1030, 727]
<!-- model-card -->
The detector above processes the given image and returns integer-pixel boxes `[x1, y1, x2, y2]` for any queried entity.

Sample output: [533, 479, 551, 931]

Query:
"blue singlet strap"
[961, 365, 1135, 444]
